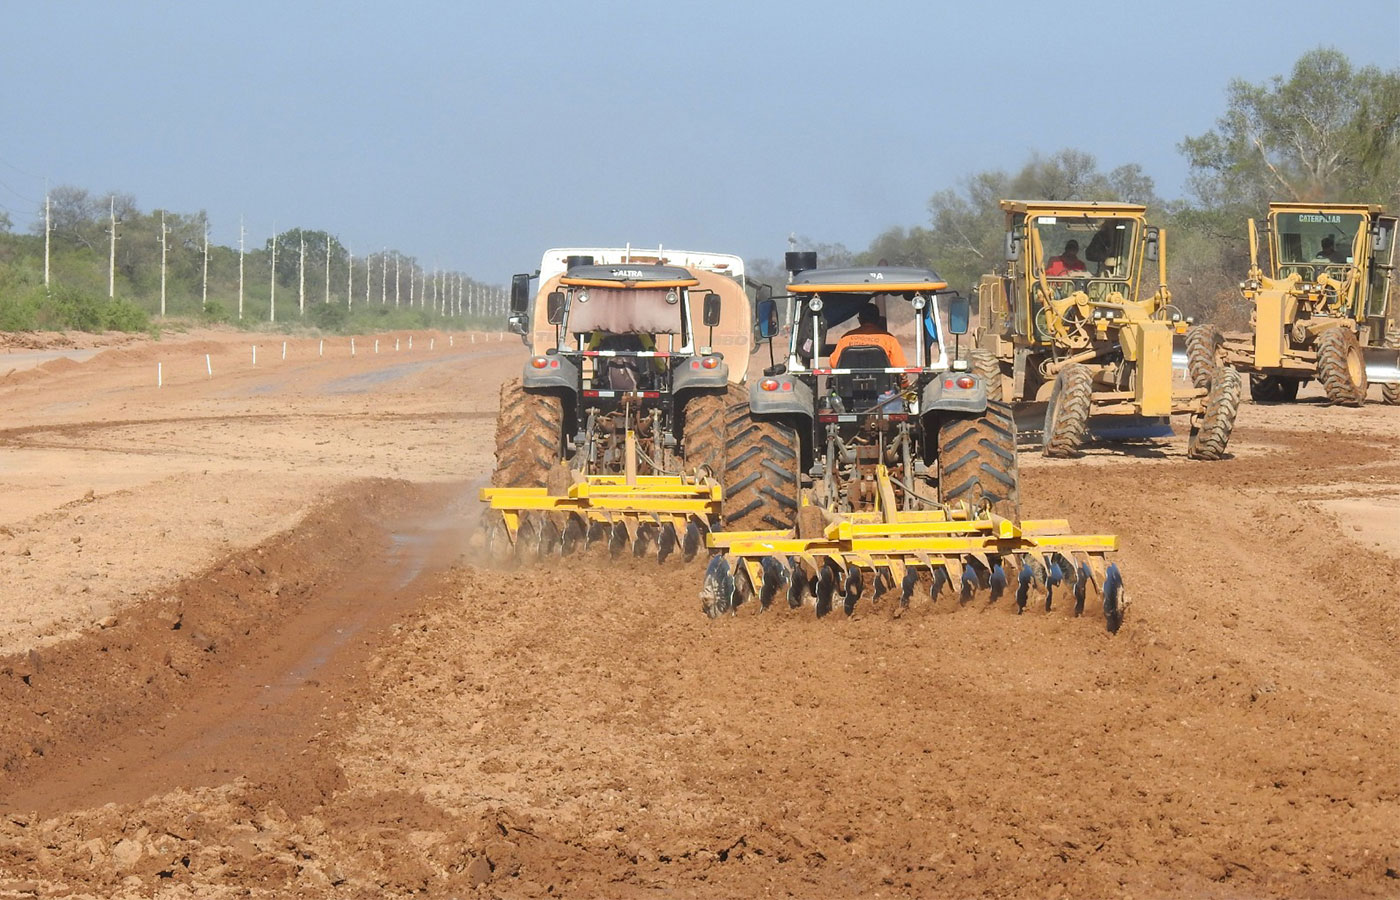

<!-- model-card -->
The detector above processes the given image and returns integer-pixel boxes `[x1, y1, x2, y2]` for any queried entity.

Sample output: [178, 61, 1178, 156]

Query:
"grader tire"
[680, 389, 727, 478]
[1042, 364, 1093, 458]
[938, 400, 1021, 520]
[1187, 366, 1241, 461]
[493, 378, 564, 487]
[1249, 373, 1300, 403]
[1316, 327, 1368, 407]
[722, 387, 801, 532]
[970, 348, 1004, 401]
[1382, 331, 1400, 405]
[1185, 324, 1225, 389]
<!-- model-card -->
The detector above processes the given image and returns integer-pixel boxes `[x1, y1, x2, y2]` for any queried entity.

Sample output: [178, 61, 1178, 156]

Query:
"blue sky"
[1, 0, 1396, 280]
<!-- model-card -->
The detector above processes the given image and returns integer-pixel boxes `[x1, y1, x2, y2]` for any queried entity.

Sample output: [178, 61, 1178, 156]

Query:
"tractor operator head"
[857, 302, 881, 326]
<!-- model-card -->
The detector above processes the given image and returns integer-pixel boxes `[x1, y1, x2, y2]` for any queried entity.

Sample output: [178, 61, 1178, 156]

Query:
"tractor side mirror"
[546, 290, 565, 325]
[1144, 226, 1160, 262]
[510, 273, 531, 314]
[756, 297, 778, 339]
[947, 295, 971, 336]
[702, 293, 722, 327]
[1005, 230, 1021, 262]
[507, 314, 527, 336]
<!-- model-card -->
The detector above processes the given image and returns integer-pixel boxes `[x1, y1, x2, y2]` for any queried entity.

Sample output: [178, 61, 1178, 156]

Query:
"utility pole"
[380, 248, 387, 304]
[158, 210, 168, 317]
[43, 192, 51, 289]
[347, 247, 354, 309]
[298, 233, 306, 316]
[325, 233, 331, 304]
[270, 227, 278, 323]
[395, 253, 401, 307]
[364, 254, 371, 306]
[202, 221, 209, 311]
[238, 218, 245, 320]
[107, 196, 117, 298]
[409, 262, 415, 306]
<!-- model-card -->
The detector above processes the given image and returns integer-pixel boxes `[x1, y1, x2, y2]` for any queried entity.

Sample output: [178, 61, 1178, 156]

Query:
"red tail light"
[955, 375, 976, 389]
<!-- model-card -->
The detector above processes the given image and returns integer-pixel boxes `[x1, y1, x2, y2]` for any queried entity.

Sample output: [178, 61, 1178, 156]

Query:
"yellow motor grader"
[480, 247, 755, 562]
[700, 259, 1125, 630]
[976, 200, 1240, 459]
[1184, 203, 1400, 405]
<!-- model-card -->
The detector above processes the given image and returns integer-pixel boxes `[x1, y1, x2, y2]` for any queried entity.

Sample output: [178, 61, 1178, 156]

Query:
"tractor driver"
[1046, 240, 1087, 276]
[831, 302, 907, 368]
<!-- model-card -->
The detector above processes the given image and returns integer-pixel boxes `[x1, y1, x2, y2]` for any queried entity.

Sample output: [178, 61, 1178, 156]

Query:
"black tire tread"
[938, 400, 1021, 520]
[1316, 327, 1367, 407]
[681, 389, 727, 478]
[1187, 366, 1241, 461]
[722, 385, 801, 531]
[1042, 364, 1093, 458]
[1249, 373, 1299, 403]
[1185, 324, 1224, 390]
[493, 378, 564, 487]
[970, 348, 1004, 401]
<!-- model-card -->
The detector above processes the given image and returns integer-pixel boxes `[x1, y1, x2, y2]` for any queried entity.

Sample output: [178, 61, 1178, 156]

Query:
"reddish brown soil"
[0, 328, 1396, 898]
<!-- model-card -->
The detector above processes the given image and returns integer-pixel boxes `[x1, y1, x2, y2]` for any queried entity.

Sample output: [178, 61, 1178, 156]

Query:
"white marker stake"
[206, 354, 212, 379]
[282, 341, 287, 360]
[319, 339, 324, 357]
[450, 335, 454, 347]
[408, 336, 413, 350]
[351, 337, 356, 356]
[252, 345, 257, 366]
[470, 333, 475, 344]
[157, 362, 163, 388]
[430, 338, 435, 350]
[374, 339, 379, 354]
[396, 338, 400, 351]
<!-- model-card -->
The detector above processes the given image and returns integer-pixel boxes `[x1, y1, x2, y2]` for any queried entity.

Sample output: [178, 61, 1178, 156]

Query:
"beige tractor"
[977, 200, 1240, 459]
[480, 246, 758, 561]
[1185, 203, 1400, 405]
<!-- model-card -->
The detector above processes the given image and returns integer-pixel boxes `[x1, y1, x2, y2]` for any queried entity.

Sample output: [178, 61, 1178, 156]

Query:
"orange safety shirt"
[830, 324, 907, 367]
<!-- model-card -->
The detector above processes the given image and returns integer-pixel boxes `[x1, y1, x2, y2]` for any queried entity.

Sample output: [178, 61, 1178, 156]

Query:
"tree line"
[759, 48, 1400, 328]
[0, 189, 507, 334]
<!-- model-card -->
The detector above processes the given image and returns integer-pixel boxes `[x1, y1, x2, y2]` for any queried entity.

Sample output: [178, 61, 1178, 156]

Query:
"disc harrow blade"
[561, 515, 585, 556]
[657, 523, 678, 563]
[608, 521, 628, 558]
[815, 563, 838, 618]
[1103, 564, 1125, 633]
[681, 521, 704, 562]
[758, 556, 789, 611]
[701, 555, 736, 618]
[843, 567, 863, 616]
[788, 562, 810, 610]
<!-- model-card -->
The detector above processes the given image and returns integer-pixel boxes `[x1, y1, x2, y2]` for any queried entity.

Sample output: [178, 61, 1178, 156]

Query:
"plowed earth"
[0, 330, 1396, 898]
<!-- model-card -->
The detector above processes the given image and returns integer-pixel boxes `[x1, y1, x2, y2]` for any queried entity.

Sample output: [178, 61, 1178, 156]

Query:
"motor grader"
[702, 259, 1125, 629]
[976, 200, 1240, 460]
[1184, 203, 1400, 406]
[480, 246, 754, 561]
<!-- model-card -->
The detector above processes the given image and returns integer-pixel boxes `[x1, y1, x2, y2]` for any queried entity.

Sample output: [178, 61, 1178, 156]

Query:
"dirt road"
[0, 329, 1396, 898]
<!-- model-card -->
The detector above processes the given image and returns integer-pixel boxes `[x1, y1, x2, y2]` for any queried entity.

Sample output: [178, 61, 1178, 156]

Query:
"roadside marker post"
[374, 339, 379, 354]
[282, 341, 287, 360]
[319, 339, 324, 357]
[206, 354, 212, 379]
[157, 362, 162, 388]
[252, 345, 257, 366]
[408, 336, 414, 350]
[430, 338, 435, 350]
[351, 338, 356, 357]
[396, 338, 401, 352]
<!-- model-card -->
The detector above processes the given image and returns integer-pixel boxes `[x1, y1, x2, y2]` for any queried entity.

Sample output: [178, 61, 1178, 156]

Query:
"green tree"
[1180, 47, 1400, 211]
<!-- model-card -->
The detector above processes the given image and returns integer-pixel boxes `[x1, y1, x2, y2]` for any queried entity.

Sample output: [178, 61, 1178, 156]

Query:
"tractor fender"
[521, 354, 580, 391]
[672, 359, 731, 394]
[921, 376, 988, 415]
[748, 375, 814, 419]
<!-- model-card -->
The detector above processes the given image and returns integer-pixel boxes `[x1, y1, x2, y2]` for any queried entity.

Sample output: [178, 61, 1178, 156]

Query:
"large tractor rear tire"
[1042, 364, 1093, 458]
[493, 378, 564, 487]
[1187, 365, 1241, 461]
[970, 348, 1004, 401]
[1316, 327, 1368, 407]
[1185, 324, 1225, 389]
[1249, 373, 1300, 403]
[722, 387, 801, 532]
[680, 389, 727, 478]
[938, 400, 1021, 520]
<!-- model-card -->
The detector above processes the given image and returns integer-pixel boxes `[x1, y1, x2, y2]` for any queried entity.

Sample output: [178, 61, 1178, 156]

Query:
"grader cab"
[481, 247, 753, 562]
[977, 200, 1240, 459]
[1185, 203, 1400, 405]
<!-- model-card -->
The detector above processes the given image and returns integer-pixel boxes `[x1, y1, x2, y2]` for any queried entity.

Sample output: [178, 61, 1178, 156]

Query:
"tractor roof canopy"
[560, 264, 699, 289]
[1001, 200, 1147, 218]
[788, 266, 947, 294]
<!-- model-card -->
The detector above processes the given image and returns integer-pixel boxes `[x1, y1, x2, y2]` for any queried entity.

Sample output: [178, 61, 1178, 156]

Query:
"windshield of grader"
[1272, 212, 1363, 274]
[1033, 215, 1138, 287]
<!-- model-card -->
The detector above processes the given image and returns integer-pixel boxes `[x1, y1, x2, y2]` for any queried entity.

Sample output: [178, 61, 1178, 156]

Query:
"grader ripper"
[1185, 203, 1400, 406]
[480, 247, 752, 561]
[977, 200, 1240, 459]
[701, 260, 1125, 629]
